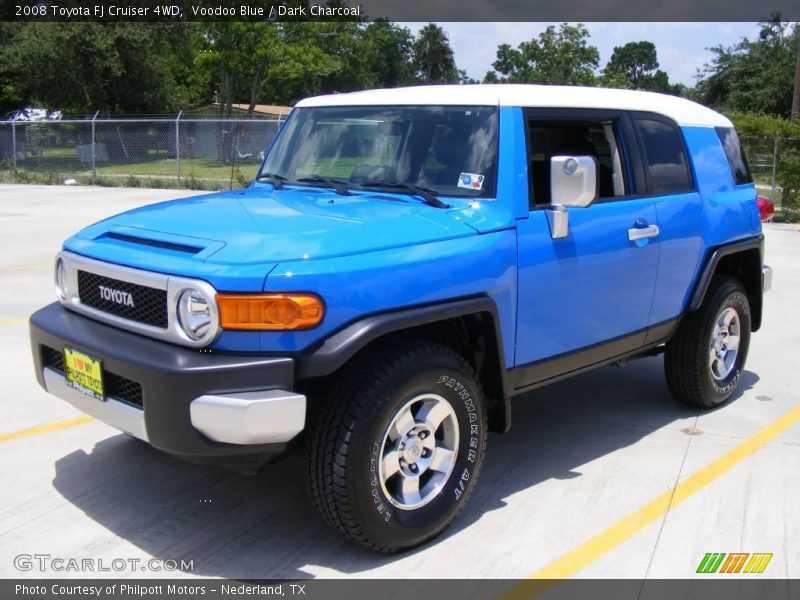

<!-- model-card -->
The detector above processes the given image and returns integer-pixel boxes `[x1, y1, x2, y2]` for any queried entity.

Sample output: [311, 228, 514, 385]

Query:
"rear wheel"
[665, 276, 751, 408]
[307, 341, 487, 552]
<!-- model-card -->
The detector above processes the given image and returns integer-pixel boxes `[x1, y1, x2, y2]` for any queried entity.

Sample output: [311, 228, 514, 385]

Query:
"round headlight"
[55, 258, 68, 301]
[177, 288, 213, 341]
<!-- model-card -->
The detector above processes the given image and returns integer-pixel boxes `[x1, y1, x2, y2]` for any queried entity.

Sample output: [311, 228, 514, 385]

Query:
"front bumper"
[762, 265, 772, 293]
[30, 303, 305, 464]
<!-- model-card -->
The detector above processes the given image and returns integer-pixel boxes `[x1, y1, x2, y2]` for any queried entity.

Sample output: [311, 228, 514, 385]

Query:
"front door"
[514, 110, 659, 378]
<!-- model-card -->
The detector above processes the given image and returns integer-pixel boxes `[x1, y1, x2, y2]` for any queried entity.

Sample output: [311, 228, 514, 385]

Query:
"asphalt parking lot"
[0, 184, 798, 580]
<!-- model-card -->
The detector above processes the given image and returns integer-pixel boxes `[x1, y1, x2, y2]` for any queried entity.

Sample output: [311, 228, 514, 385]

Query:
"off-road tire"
[665, 276, 751, 408]
[306, 340, 488, 553]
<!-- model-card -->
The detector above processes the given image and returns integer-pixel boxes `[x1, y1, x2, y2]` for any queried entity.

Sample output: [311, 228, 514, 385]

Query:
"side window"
[716, 127, 753, 185]
[526, 119, 629, 208]
[635, 118, 694, 195]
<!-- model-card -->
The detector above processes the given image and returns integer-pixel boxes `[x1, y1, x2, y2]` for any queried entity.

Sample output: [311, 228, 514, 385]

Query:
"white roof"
[296, 84, 731, 128]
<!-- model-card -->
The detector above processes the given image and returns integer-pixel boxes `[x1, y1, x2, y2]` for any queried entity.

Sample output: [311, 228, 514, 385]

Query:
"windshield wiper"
[357, 182, 450, 209]
[295, 175, 352, 196]
[255, 172, 287, 190]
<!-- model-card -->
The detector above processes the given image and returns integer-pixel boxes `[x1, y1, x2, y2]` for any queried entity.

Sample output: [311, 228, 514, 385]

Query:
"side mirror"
[550, 155, 598, 208]
[546, 155, 599, 240]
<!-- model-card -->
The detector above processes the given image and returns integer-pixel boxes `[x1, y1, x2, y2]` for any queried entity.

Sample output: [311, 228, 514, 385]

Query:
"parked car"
[30, 85, 771, 552]
[7, 107, 62, 121]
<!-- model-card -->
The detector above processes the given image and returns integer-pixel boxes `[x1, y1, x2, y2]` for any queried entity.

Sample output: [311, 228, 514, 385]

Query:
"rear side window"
[635, 118, 694, 195]
[716, 127, 753, 184]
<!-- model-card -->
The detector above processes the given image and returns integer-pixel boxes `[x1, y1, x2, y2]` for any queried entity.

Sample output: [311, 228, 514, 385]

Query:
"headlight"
[177, 288, 213, 341]
[55, 258, 68, 301]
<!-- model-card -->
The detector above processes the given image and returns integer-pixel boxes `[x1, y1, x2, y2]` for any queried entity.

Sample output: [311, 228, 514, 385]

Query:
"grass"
[2, 147, 260, 190]
[96, 158, 258, 180]
[4, 145, 440, 190]
[773, 207, 800, 223]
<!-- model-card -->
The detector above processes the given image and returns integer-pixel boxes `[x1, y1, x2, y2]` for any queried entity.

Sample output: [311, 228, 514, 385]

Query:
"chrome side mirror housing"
[546, 155, 599, 239]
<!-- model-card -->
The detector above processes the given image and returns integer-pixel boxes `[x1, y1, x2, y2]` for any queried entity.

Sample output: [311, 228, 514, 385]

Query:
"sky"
[401, 22, 762, 86]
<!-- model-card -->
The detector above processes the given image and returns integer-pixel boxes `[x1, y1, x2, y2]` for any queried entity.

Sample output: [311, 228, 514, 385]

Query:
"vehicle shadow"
[51, 356, 759, 579]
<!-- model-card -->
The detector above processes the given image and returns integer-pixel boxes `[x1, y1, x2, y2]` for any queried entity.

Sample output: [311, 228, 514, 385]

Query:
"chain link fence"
[1, 120, 797, 206]
[741, 136, 800, 210]
[0, 115, 284, 190]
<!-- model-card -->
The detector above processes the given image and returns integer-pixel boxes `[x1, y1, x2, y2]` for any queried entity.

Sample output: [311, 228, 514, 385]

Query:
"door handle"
[628, 224, 660, 242]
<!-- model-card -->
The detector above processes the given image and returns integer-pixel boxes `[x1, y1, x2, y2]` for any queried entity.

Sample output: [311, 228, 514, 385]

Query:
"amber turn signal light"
[216, 293, 324, 331]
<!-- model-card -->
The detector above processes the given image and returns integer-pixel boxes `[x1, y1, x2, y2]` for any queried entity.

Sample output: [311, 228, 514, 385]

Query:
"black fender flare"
[687, 234, 764, 330]
[296, 296, 512, 432]
[297, 296, 506, 379]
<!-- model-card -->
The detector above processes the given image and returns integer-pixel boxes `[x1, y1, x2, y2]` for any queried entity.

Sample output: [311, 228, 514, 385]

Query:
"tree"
[196, 19, 418, 111]
[728, 111, 800, 207]
[791, 32, 800, 122]
[254, 21, 381, 103]
[195, 23, 273, 118]
[194, 21, 345, 162]
[458, 70, 480, 85]
[694, 18, 799, 118]
[602, 41, 675, 93]
[605, 41, 659, 86]
[484, 23, 599, 85]
[0, 23, 24, 115]
[483, 70, 500, 84]
[596, 69, 634, 89]
[361, 20, 416, 88]
[297, 21, 381, 94]
[413, 24, 459, 84]
[194, 19, 412, 160]
[0, 23, 202, 114]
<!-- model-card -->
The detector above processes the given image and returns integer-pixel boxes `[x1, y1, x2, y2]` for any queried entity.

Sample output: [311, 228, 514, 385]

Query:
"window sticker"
[458, 173, 485, 190]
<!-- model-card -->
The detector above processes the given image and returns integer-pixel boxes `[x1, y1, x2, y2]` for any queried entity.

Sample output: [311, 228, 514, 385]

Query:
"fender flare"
[687, 234, 764, 330]
[297, 295, 507, 379]
[296, 296, 512, 432]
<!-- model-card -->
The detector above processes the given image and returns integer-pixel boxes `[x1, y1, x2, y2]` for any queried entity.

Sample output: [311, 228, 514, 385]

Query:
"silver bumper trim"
[42, 367, 148, 441]
[762, 265, 772, 293]
[190, 389, 306, 445]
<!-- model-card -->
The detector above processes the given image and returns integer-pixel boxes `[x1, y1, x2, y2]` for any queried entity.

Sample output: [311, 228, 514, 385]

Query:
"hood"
[72, 184, 477, 267]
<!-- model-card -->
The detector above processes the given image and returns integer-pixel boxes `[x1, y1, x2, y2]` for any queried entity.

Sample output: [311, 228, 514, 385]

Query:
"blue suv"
[30, 85, 772, 552]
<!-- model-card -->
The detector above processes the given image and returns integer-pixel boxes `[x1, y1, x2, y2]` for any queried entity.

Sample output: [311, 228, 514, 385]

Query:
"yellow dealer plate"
[63, 347, 105, 402]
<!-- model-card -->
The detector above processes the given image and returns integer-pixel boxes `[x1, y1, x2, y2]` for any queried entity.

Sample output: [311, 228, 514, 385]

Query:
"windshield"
[259, 105, 498, 198]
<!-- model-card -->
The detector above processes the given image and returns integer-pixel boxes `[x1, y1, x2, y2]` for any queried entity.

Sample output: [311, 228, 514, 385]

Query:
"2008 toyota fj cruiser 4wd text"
[30, 85, 772, 552]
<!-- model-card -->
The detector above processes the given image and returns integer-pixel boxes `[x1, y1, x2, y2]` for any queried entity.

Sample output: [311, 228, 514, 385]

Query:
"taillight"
[757, 196, 775, 222]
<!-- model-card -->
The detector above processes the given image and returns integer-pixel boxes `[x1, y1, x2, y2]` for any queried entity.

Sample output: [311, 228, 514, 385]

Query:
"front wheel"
[665, 276, 752, 408]
[307, 341, 487, 553]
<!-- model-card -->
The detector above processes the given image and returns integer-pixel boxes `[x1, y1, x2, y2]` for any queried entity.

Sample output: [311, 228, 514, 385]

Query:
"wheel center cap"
[404, 438, 423, 461]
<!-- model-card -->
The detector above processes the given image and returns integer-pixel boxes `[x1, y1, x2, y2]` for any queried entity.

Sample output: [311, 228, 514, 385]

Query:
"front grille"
[105, 372, 144, 408]
[78, 270, 167, 328]
[41, 345, 64, 372]
[41, 344, 144, 409]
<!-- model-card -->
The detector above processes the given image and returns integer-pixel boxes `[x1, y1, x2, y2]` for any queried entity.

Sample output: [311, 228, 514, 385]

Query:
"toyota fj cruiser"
[30, 85, 772, 552]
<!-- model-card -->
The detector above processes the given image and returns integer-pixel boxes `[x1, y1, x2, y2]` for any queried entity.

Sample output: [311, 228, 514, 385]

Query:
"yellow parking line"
[0, 262, 49, 273]
[499, 403, 800, 592]
[0, 316, 27, 326]
[0, 415, 95, 444]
